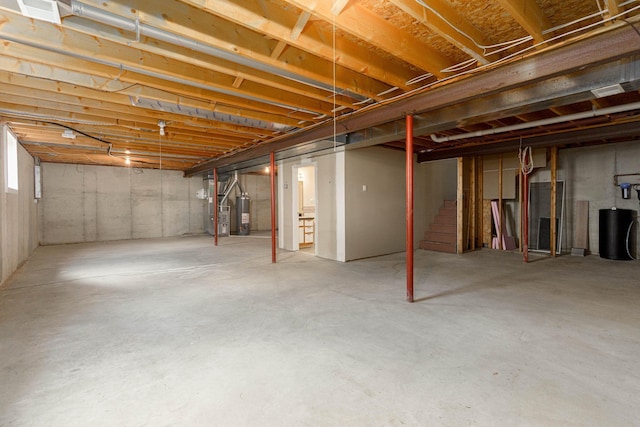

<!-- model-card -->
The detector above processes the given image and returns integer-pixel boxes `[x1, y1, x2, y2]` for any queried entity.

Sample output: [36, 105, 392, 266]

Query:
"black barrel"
[599, 208, 635, 260]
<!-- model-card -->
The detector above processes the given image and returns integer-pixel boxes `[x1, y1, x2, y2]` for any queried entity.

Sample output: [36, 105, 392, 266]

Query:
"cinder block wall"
[39, 163, 205, 245]
[559, 140, 640, 255]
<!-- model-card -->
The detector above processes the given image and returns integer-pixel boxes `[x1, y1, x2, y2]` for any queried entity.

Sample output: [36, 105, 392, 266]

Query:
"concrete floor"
[1, 235, 639, 426]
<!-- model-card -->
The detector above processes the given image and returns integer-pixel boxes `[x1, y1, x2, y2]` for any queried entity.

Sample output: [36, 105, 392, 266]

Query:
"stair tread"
[419, 241, 457, 254]
[424, 231, 456, 244]
[423, 200, 458, 253]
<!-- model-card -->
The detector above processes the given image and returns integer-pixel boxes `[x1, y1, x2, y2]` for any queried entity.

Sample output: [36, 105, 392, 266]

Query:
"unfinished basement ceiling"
[0, 0, 639, 171]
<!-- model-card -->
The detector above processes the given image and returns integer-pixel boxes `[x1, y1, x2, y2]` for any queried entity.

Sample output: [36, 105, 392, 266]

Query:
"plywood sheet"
[573, 200, 589, 249]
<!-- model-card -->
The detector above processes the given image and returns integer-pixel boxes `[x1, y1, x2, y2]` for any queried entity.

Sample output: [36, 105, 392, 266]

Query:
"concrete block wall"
[0, 138, 38, 287]
[39, 163, 205, 245]
[557, 140, 640, 256]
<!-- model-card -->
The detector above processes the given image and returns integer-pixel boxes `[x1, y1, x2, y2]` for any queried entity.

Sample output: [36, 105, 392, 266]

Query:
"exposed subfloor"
[1, 235, 639, 426]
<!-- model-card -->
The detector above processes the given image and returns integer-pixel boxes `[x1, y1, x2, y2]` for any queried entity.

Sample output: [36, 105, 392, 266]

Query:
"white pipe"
[69, 1, 367, 103]
[430, 101, 640, 143]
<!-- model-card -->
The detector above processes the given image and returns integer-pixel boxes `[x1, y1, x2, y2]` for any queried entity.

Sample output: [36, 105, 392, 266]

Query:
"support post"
[523, 171, 529, 263]
[550, 147, 558, 257]
[470, 157, 477, 251]
[498, 154, 503, 250]
[214, 168, 219, 247]
[457, 157, 464, 253]
[477, 158, 484, 249]
[518, 169, 523, 252]
[270, 152, 277, 263]
[406, 114, 414, 303]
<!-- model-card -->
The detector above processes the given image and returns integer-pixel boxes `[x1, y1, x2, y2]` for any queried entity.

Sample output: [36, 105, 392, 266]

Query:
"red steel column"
[270, 152, 277, 263]
[213, 168, 219, 246]
[523, 171, 529, 263]
[406, 114, 414, 303]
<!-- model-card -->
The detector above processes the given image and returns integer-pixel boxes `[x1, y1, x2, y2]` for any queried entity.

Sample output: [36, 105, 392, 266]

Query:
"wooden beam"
[330, 0, 351, 16]
[550, 146, 558, 256]
[232, 77, 244, 89]
[79, 0, 393, 100]
[61, 16, 349, 107]
[0, 82, 273, 138]
[0, 11, 341, 115]
[469, 156, 477, 250]
[180, 0, 417, 92]
[390, 0, 488, 64]
[476, 157, 484, 249]
[290, 11, 311, 40]
[186, 20, 640, 175]
[281, 0, 454, 77]
[494, 0, 552, 44]
[270, 40, 288, 59]
[607, 0, 621, 18]
[0, 43, 314, 125]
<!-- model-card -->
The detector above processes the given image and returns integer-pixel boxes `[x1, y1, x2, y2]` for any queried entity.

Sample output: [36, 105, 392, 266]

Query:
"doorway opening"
[293, 164, 317, 253]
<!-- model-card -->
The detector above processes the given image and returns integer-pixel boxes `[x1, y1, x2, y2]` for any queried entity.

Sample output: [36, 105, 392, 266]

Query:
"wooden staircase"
[419, 200, 457, 254]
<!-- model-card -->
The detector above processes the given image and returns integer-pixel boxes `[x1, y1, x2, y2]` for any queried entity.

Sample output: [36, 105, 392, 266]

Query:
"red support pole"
[270, 152, 277, 263]
[406, 114, 414, 303]
[213, 168, 219, 247]
[523, 171, 529, 263]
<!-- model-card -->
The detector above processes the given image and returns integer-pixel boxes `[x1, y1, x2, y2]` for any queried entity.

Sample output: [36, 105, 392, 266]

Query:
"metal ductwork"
[219, 171, 245, 207]
[68, 1, 367, 103]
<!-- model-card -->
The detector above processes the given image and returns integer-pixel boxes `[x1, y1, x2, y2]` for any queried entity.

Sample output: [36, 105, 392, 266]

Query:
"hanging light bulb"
[125, 157, 131, 165]
[158, 120, 166, 136]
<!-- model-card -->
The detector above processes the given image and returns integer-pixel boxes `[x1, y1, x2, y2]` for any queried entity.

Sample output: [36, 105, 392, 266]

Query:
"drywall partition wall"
[278, 150, 345, 261]
[319, 152, 345, 261]
[343, 147, 455, 260]
[558, 140, 640, 255]
[39, 163, 205, 245]
[0, 141, 38, 287]
[345, 147, 406, 260]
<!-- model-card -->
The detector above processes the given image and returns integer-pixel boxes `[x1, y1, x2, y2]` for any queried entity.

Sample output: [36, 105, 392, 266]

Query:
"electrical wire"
[518, 145, 534, 176]
[414, 0, 532, 56]
[349, 2, 640, 115]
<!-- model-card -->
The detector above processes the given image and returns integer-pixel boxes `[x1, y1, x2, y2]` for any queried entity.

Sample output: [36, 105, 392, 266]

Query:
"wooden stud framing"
[550, 146, 558, 257]
[457, 157, 464, 254]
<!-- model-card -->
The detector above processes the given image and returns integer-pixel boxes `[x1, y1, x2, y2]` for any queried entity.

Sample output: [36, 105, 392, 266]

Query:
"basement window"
[4, 126, 18, 192]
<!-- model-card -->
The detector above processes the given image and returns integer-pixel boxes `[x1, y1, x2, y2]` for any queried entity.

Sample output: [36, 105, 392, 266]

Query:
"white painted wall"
[39, 163, 205, 244]
[344, 147, 457, 260]
[277, 146, 457, 262]
[0, 135, 38, 287]
[344, 147, 405, 260]
[278, 151, 345, 261]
